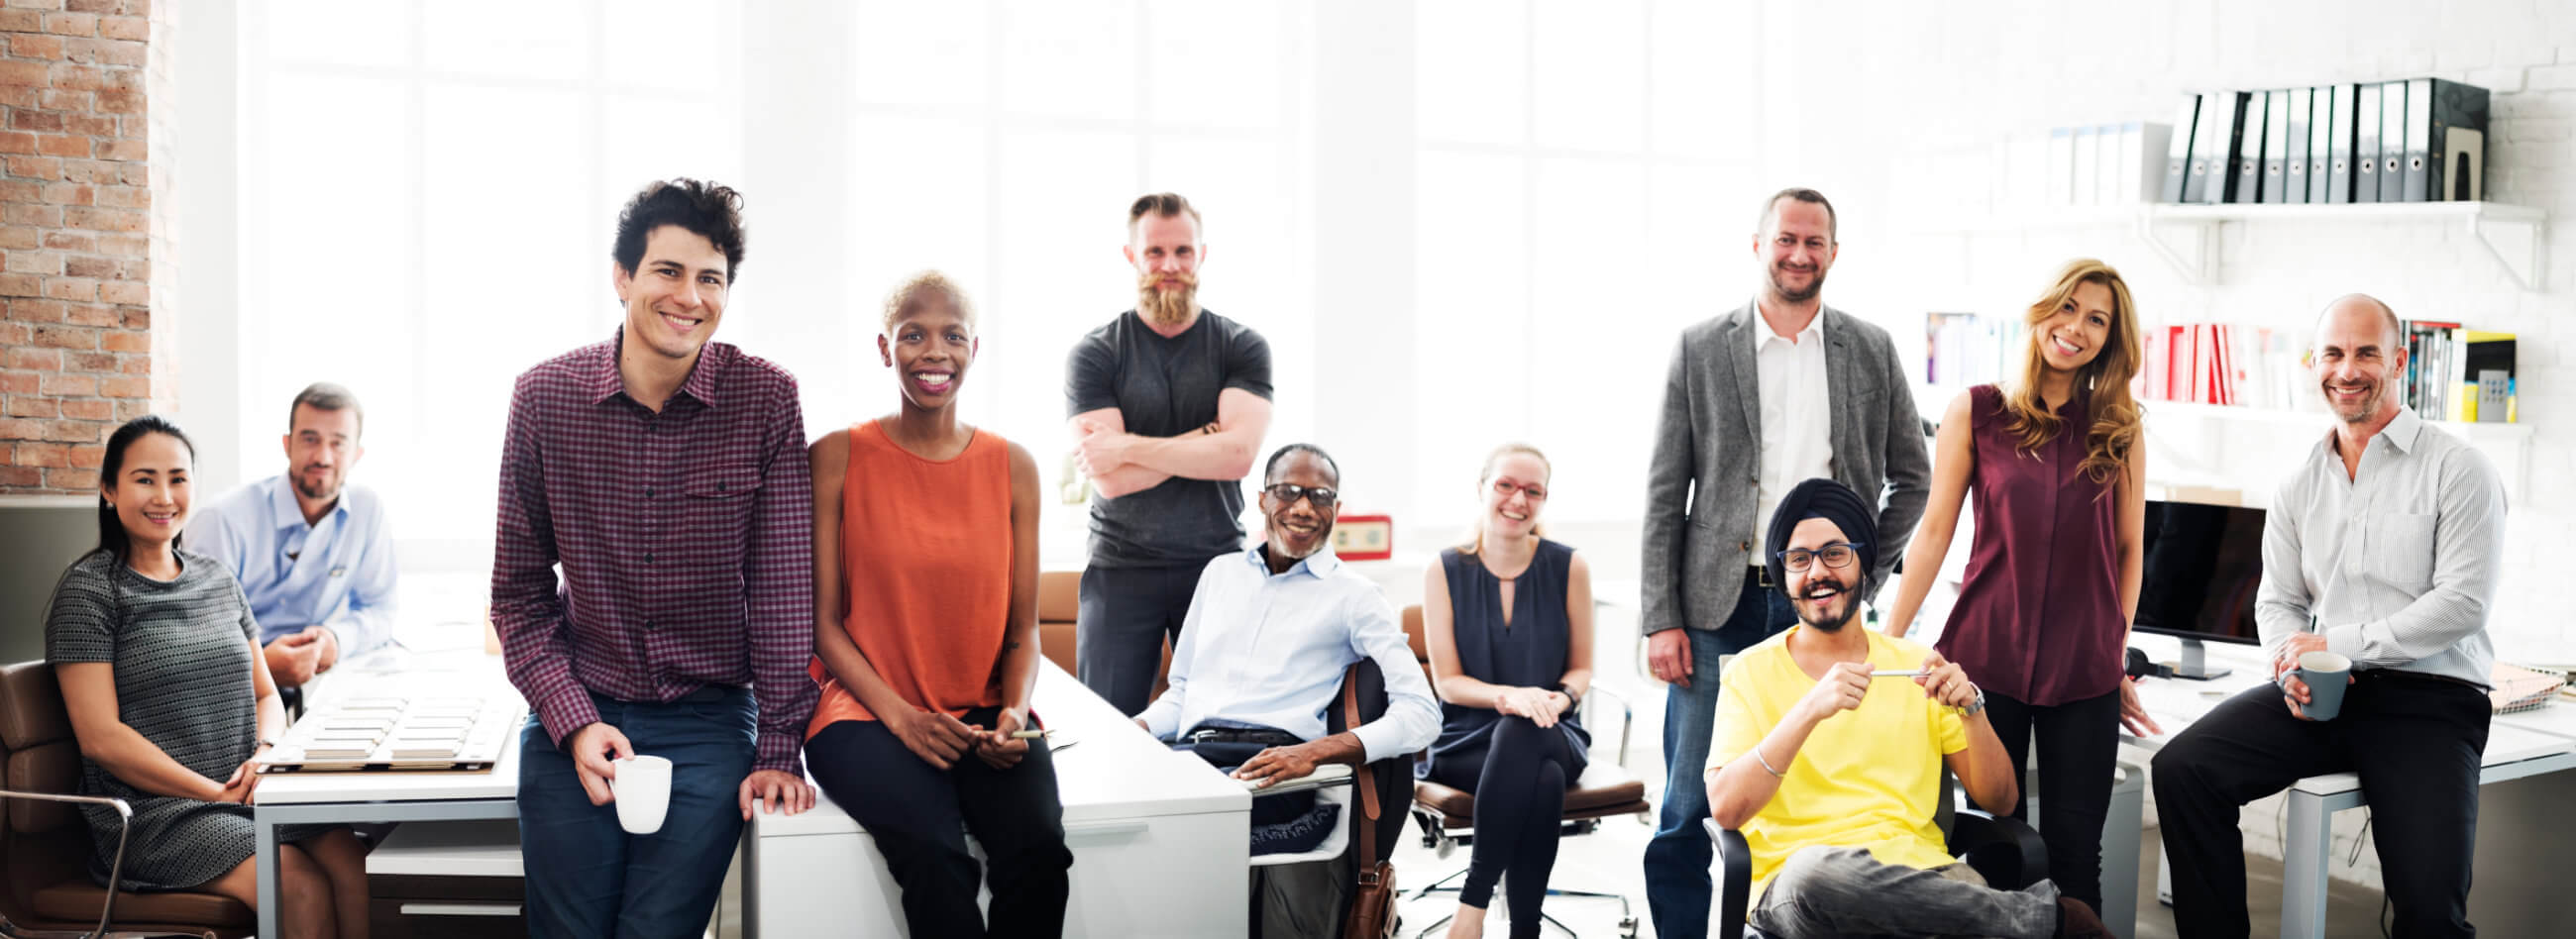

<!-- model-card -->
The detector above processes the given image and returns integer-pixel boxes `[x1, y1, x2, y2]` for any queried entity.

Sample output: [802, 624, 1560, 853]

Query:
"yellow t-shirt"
[1708, 625, 1968, 896]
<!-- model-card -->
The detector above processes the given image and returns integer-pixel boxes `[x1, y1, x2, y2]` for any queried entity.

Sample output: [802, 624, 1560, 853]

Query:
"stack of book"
[1925, 311, 2024, 394]
[2134, 323, 2304, 410]
[2401, 321, 2518, 423]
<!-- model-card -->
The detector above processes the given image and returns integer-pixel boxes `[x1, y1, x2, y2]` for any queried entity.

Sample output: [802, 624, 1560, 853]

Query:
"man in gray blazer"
[1638, 187, 1933, 939]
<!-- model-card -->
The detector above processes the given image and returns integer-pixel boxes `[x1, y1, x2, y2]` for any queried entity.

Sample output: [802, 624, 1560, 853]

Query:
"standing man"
[1639, 187, 1932, 938]
[491, 178, 818, 938]
[196, 382, 398, 696]
[2152, 294, 2506, 938]
[1067, 192, 1275, 714]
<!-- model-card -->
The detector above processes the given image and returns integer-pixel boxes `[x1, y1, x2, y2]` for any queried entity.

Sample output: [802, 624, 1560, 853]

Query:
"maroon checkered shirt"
[490, 328, 818, 775]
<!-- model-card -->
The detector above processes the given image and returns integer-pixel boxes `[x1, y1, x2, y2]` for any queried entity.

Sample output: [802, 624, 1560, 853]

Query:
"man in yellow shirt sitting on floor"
[1703, 477, 2113, 938]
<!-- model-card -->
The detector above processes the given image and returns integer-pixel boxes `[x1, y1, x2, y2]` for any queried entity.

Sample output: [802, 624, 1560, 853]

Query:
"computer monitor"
[2134, 498, 2268, 678]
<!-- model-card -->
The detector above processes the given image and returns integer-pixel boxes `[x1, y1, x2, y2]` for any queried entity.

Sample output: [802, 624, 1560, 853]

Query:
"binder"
[2120, 122, 2172, 204]
[2186, 91, 2246, 204]
[2307, 85, 2334, 203]
[2232, 90, 2268, 203]
[2161, 95, 2200, 203]
[2072, 125, 2099, 206]
[2354, 83, 2381, 203]
[2379, 80, 2408, 203]
[2282, 87, 2311, 204]
[2097, 124, 2127, 205]
[2403, 77, 2491, 202]
[2047, 127, 2076, 206]
[2262, 89, 2292, 203]
[2444, 128, 2487, 201]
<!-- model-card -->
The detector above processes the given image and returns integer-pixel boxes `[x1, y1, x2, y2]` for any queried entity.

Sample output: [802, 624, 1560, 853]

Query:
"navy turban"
[1763, 477, 1878, 590]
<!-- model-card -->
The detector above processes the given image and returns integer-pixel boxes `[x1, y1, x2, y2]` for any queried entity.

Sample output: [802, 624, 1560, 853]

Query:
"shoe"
[2054, 896, 2115, 939]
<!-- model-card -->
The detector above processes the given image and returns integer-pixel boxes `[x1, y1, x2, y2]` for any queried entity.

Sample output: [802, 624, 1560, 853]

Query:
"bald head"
[2315, 293, 2402, 351]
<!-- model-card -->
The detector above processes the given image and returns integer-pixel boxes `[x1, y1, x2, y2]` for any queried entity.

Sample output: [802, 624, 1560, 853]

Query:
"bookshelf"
[2139, 201, 2546, 290]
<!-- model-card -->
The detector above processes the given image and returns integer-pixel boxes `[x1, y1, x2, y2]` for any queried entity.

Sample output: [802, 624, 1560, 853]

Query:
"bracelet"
[1753, 745, 1788, 779]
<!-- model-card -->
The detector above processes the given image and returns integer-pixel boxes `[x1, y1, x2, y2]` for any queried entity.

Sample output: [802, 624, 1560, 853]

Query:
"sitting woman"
[803, 271, 1071, 937]
[46, 415, 369, 939]
[1421, 443, 1594, 939]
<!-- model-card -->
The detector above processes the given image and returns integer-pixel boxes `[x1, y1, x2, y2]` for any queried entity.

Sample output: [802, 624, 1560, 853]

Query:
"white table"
[743, 662, 1251, 937]
[2120, 635, 2576, 939]
[252, 648, 522, 939]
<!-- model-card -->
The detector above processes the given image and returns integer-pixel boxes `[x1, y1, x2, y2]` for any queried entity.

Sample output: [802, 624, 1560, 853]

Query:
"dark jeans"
[516, 685, 755, 939]
[1428, 715, 1581, 938]
[1751, 846, 2061, 939]
[805, 706, 1073, 939]
[1643, 567, 1797, 939]
[1076, 563, 1206, 715]
[2152, 672, 2491, 938]
[1984, 687, 2121, 912]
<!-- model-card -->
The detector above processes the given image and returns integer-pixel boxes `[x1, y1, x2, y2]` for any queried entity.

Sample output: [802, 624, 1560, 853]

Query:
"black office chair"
[1705, 777, 2046, 939]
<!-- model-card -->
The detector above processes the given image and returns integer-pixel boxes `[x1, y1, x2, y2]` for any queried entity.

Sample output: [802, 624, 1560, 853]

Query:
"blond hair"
[880, 270, 977, 335]
[1459, 442, 1552, 556]
[2002, 259, 2142, 486]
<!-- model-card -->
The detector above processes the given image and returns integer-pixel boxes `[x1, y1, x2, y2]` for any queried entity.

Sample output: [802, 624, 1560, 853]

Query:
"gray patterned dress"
[44, 548, 335, 890]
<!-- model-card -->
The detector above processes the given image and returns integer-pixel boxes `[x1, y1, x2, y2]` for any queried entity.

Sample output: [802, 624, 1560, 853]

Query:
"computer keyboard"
[259, 694, 523, 773]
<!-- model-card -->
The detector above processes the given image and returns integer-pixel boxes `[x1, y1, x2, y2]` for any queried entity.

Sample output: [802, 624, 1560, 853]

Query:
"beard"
[1793, 574, 1860, 632]
[293, 464, 340, 501]
[1136, 269, 1200, 325]
[2323, 377, 2386, 423]
[1766, 260, 1826, 304]
[1266, 518, 1332, 562]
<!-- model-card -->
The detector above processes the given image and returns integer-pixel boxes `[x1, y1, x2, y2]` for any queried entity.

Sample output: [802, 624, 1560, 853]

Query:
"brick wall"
[0, 0, 152, 494]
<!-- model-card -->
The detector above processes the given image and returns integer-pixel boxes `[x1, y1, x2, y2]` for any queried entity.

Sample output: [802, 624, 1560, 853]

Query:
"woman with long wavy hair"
[1876, 258, 2158, 919]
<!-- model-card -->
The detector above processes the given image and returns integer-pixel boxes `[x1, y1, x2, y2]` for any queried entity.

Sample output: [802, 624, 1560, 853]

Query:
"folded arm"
[1072, 388, 1273, 498]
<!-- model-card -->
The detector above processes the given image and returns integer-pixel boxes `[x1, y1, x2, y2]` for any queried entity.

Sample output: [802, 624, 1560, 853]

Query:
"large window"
[1412, 0, 1761, 527]
[239, 0, 744, 554]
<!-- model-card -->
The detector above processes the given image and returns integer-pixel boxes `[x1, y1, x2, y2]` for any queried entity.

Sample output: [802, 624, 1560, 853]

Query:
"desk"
[253, 649, 522, 939]
[743, 662, 1250, 938]
[2120, 635, 2576, 939]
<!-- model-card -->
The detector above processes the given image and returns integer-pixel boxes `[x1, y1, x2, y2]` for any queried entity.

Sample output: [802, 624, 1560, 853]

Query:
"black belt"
[1182, 726, 1303, 747]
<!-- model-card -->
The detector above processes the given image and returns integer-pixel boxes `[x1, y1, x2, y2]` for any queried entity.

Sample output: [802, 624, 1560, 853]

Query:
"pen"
[1870, 670, 1926, 678]
[1009, 729, 1057, 740]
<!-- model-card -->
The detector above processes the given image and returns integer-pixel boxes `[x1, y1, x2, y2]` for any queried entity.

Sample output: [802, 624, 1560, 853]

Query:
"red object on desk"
[1332, 514, 1393, 561]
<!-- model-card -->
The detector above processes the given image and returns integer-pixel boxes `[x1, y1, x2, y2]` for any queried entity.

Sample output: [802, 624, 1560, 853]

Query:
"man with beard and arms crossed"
[1706, 477, 2112, 938]
[2153, 294, 2506, 938]
[1068, 192, 1276, 714]
[491, 178, 818, 938]
[1640, 187, 1932, 938]
[1135, 444, 1438, 938]
[197, 382, 398, 697]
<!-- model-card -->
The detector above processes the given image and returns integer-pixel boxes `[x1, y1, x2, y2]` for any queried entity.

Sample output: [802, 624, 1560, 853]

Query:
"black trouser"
[1429, 715, 1580, 939]
[1077, 563, 1206, 714]
[805, 706, 1075, 938]
[1982, 687, 2120, 913]
[2151, 673, 2491, 938]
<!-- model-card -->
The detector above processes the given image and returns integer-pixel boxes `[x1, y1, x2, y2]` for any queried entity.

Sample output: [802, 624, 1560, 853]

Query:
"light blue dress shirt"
[1139, 545, 1440, 762]
[194, 474, 399, 656]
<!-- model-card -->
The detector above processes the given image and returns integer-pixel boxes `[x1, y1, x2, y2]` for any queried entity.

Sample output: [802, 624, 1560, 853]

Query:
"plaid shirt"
[490, 328, 818, 775]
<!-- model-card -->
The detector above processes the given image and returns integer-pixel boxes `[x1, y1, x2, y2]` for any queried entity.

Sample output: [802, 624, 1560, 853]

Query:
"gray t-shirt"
[1065, 308, 1273, 569]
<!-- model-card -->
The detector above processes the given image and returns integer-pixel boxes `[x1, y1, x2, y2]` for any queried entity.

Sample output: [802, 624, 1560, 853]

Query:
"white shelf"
[2144, 399, 2531, 441]
[2139, 201, 2546, 290]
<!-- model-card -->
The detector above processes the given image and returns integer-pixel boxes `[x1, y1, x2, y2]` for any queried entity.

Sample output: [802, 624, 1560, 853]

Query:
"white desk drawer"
[748, 809, 1247, 938]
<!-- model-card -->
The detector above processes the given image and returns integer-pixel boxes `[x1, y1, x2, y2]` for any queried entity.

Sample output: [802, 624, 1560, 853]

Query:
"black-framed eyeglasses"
[1774, 542, 1864, 573]
[1262, 482, 1338, 509]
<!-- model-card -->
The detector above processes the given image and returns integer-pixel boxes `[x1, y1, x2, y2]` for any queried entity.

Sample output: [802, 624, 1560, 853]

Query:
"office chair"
[0, 662, 251, 938]
[1397, 605, 1649, 939]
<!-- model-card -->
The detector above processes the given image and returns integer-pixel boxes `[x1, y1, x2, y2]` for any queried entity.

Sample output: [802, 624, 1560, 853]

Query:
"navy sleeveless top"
[1423, 539, 1590, 777]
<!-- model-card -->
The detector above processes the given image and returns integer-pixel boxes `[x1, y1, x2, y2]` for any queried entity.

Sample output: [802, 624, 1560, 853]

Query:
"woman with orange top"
[803, 271, 1068, 937]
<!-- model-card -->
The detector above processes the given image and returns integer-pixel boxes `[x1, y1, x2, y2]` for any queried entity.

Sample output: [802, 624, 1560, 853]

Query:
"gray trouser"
[1249, 850, 1352, 939]
[1750, 846, 2061, 939]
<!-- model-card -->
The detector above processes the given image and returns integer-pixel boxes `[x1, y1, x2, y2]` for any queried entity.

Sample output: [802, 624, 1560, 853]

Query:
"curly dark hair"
[611, 178, 748, 282]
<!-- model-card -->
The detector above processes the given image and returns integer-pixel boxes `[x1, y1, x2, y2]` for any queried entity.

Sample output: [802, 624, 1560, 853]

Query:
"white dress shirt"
[1751, 305, 1834, 558]
[1139, 545, 1441, 762]
[2254, 408, 2506, 687]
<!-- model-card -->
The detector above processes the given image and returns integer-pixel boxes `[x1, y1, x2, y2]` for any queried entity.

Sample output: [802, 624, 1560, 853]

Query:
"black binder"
[2161, 94, 2200, 203]
[2282, 87, 2311, 204]
[2379, 80, 2408, 202]
[2186, 91, 2247, 204]
[2261, 89, 2293, 203]
[2307, 85, 2333, 203]
[2354, 82, 2381, 204]
[2403, 77, 2490, 202]
[2232, 90, 2267, 203]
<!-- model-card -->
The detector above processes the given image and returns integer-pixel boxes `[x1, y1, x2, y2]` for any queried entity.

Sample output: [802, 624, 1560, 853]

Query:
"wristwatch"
[1557, 684, 1581, 709]
[1959, 688, 1986, 717]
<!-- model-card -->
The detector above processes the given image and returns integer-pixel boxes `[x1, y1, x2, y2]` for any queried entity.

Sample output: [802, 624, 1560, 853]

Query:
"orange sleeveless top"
[805, 420, 1014, 736]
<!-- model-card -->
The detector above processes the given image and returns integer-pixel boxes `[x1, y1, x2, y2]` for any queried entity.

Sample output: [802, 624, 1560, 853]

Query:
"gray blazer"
[1640, 301, 1932, 634]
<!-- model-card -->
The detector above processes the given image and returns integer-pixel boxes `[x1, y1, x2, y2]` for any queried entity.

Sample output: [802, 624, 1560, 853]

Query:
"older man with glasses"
[1132, 443, 1439, 938]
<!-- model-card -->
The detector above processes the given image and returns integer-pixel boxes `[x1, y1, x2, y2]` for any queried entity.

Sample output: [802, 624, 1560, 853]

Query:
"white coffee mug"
[608, 754, 673, 835]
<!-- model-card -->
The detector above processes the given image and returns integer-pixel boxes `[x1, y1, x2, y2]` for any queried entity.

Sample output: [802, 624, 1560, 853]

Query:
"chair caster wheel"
[1619, 915, 1639, 937]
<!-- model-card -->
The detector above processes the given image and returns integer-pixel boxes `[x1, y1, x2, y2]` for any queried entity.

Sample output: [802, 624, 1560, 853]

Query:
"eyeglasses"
[1263, 483, 1338, 509]
[1774, 542, 1864, 573]
[1491, 479, 1549, 502]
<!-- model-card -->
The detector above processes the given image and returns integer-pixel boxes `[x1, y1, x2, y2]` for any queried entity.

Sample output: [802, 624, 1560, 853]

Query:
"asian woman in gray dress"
[46, 416, 369, 939]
